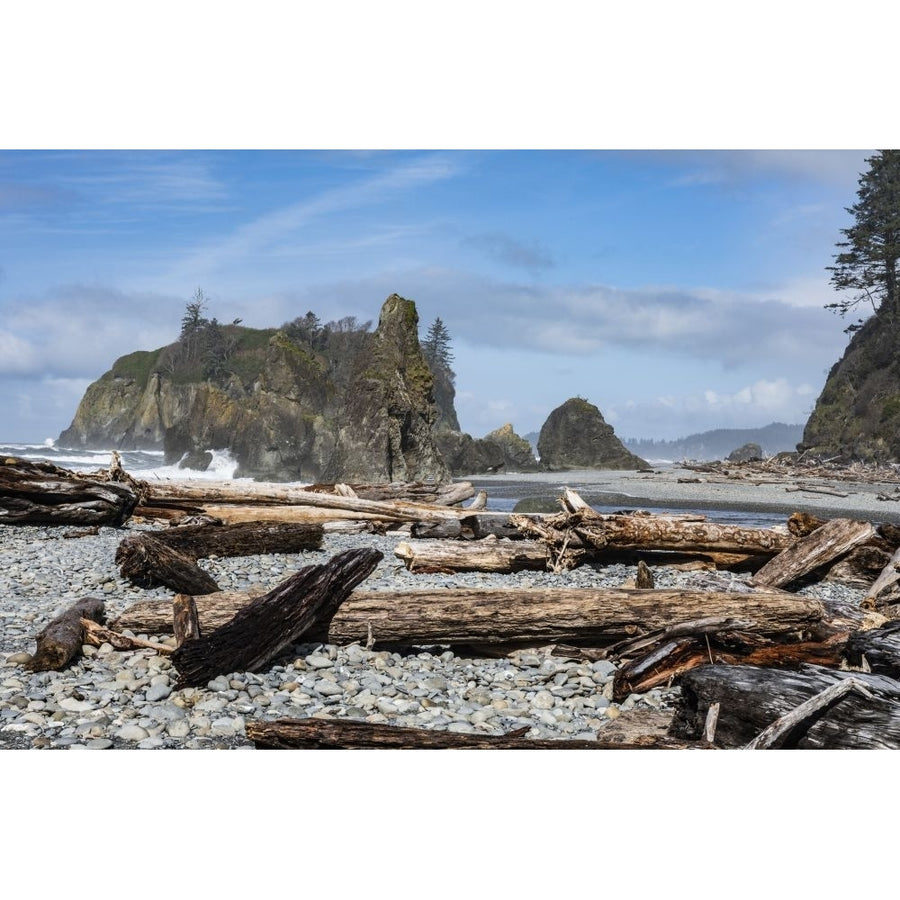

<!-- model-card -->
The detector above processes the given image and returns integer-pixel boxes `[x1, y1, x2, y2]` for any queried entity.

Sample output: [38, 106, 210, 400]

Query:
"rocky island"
[58, 293, 643, 482]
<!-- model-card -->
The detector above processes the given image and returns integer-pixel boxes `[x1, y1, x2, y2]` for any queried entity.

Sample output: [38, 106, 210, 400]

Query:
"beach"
[0, 462, 888, 750]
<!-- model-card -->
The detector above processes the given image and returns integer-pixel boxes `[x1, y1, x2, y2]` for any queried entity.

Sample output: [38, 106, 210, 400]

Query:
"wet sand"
[462, 465, 900, 525]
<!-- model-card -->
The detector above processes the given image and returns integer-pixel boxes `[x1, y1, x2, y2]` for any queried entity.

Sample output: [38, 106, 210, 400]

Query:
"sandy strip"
[463, 466, 900, 524]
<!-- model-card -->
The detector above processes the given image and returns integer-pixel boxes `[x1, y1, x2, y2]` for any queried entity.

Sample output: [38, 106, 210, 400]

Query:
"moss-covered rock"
[59, 294, 451, 483]
[537, 398, 648, 470]
[800, 314, 900, 462]
[483, 423, 540, 471]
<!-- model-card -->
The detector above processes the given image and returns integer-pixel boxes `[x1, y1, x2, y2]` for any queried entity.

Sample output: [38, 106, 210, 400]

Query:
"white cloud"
[0, 329, 39, 373]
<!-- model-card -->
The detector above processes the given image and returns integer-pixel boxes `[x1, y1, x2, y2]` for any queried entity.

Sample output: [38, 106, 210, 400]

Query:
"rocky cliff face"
[59, 294, 450, 483]
[800, 314, 900, 462]
[537, 397, 648, 470]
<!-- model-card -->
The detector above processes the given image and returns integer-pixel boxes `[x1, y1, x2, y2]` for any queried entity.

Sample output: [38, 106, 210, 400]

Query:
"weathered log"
[173, 594, 202, 646]
[244, 717, 698, 749]
[144, 483, 472, 524]
[670, 663, 900, 748]
[25, 597, 105, 672]
[1, 457, 137, 527]
[112, 585, 827, 650]
[170, 548, 383, 688]
[142, 520, 323, 558]
[304, 481, 476, 505]
[395, 538, 554, 573]
[749, 517, 876, 589]
[864, 546, 900, 607]
[81, 618, 173, 654]
[512, 507, 793, 557]
[845, 621, 900, 677]
[635, 560, 654, 588]
[743, 678, 873, 749]
[116, 534, 220, 594]
[824, 543, 892, 588]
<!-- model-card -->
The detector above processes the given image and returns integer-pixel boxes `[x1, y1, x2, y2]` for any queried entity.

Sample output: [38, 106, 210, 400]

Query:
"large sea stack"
[59, 294, 451, 483]
[537, 397, 648, 470]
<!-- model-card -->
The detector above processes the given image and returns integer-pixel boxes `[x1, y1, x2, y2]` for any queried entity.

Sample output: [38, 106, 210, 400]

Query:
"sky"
[0, 147, 875, 444]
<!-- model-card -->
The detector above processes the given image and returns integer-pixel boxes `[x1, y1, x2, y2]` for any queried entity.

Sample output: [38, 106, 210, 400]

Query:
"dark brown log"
[25, 597, 105, 672]
[150, 520, 323, 558]
[787, 511, 825, 537]
[824, 543, 892, 587]
[613, 637, 707, 699]
[244, 717, 698, 749]
[670, 663, 900, 748]
[170, 548, 383, 688]
[115, 533, 220, 594]
[635, 560, 654, 588]
[173, 594, 202, 646]
[117, 584, 826, 650]
[845, 622, 900, 678]
[749, 517, 876, 589]
[1, 457, 137, 527]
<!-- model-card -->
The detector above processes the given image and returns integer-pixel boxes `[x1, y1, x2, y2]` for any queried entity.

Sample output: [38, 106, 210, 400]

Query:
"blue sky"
[0, 148, 874, 443]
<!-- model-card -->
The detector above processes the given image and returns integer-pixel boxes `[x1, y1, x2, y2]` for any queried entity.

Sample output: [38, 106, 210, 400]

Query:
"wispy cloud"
[167, 154, 462, 285]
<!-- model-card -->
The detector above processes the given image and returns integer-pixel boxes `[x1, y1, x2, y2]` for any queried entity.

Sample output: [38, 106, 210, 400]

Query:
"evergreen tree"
[827, 150, 900, 332]
[422, 317, 455, 376]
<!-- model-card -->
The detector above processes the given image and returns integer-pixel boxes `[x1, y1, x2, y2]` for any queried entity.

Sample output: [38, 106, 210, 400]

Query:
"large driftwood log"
[116, 585, 827, 650]
[142, 483, 474, 525]
[170, 548, 383, 688]
[749, 517, 876, 589]
[1, 458, 137, 527]
[670, 663, 900, 748]
[512, 507, 793, 558]
[139, 521, 323, 558]
[26, 597, 105, 672]
[116, 534, 220, 594]
[245, 717, 697, 749]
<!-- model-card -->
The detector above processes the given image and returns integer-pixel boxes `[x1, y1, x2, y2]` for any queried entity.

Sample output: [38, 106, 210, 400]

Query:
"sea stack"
[537, 397, 648, 470]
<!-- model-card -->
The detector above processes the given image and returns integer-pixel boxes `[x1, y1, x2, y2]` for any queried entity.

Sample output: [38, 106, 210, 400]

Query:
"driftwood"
[864, 546, 900, 607]
[170, 548, 383, 688]
[116, 585, 827, 650]
[173, 594, 202, 646]
[394, 538, 557, 573]
[25, 597, 105, 672]
[670, 663, 900, 748]
[80, 619, 174, 655]
[512, 507, 793, 559]
[1, 457, 137, 527]
[845, 622, 900, 678]
[116, 534, 220, 594]
[743, 678, 873, 749]
[141, 483, 474, 525]
[749, 517, 876, 589]
[244, 717, 698, 750]
[142, 521, 323, 558]
[114, 522, 324, 594]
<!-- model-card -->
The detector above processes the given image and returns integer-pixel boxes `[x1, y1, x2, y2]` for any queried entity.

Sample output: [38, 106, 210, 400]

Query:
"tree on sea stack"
[826, 150, 900, 333]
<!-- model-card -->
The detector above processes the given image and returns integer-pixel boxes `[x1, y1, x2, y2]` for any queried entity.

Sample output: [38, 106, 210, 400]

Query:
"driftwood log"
[245, 717, 698, 750]
[394, 538, 555, 573]
[116, 585, 827, 650]
[170, 548, 383, 688]
[845, 622, 900, 678]
[670, 663, 900, 748]
[511, 507, 793, 558]
[26, 597, 105, 672]
[114, 521, 324, 594]
[749, 517, 876, 589]
[116, 534, 220, 594]
[1, 458, 137, 527]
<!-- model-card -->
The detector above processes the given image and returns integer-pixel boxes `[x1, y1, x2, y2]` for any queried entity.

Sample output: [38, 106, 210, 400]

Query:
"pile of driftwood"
[10, 454, 900, 749]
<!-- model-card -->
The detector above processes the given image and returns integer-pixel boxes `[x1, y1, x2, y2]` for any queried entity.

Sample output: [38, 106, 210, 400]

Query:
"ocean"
[2, 441, 788, 529]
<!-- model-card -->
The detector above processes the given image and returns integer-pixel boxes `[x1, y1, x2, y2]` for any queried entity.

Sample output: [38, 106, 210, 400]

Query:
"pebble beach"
[0, 467, 875, 750]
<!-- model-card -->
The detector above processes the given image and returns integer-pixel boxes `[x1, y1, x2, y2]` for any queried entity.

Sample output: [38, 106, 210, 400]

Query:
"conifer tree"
[827, 150, 900, 331]
[422, 317, 455, 377]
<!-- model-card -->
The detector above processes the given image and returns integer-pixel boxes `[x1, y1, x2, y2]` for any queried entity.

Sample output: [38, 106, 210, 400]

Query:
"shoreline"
[462, 466, 900, 524]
